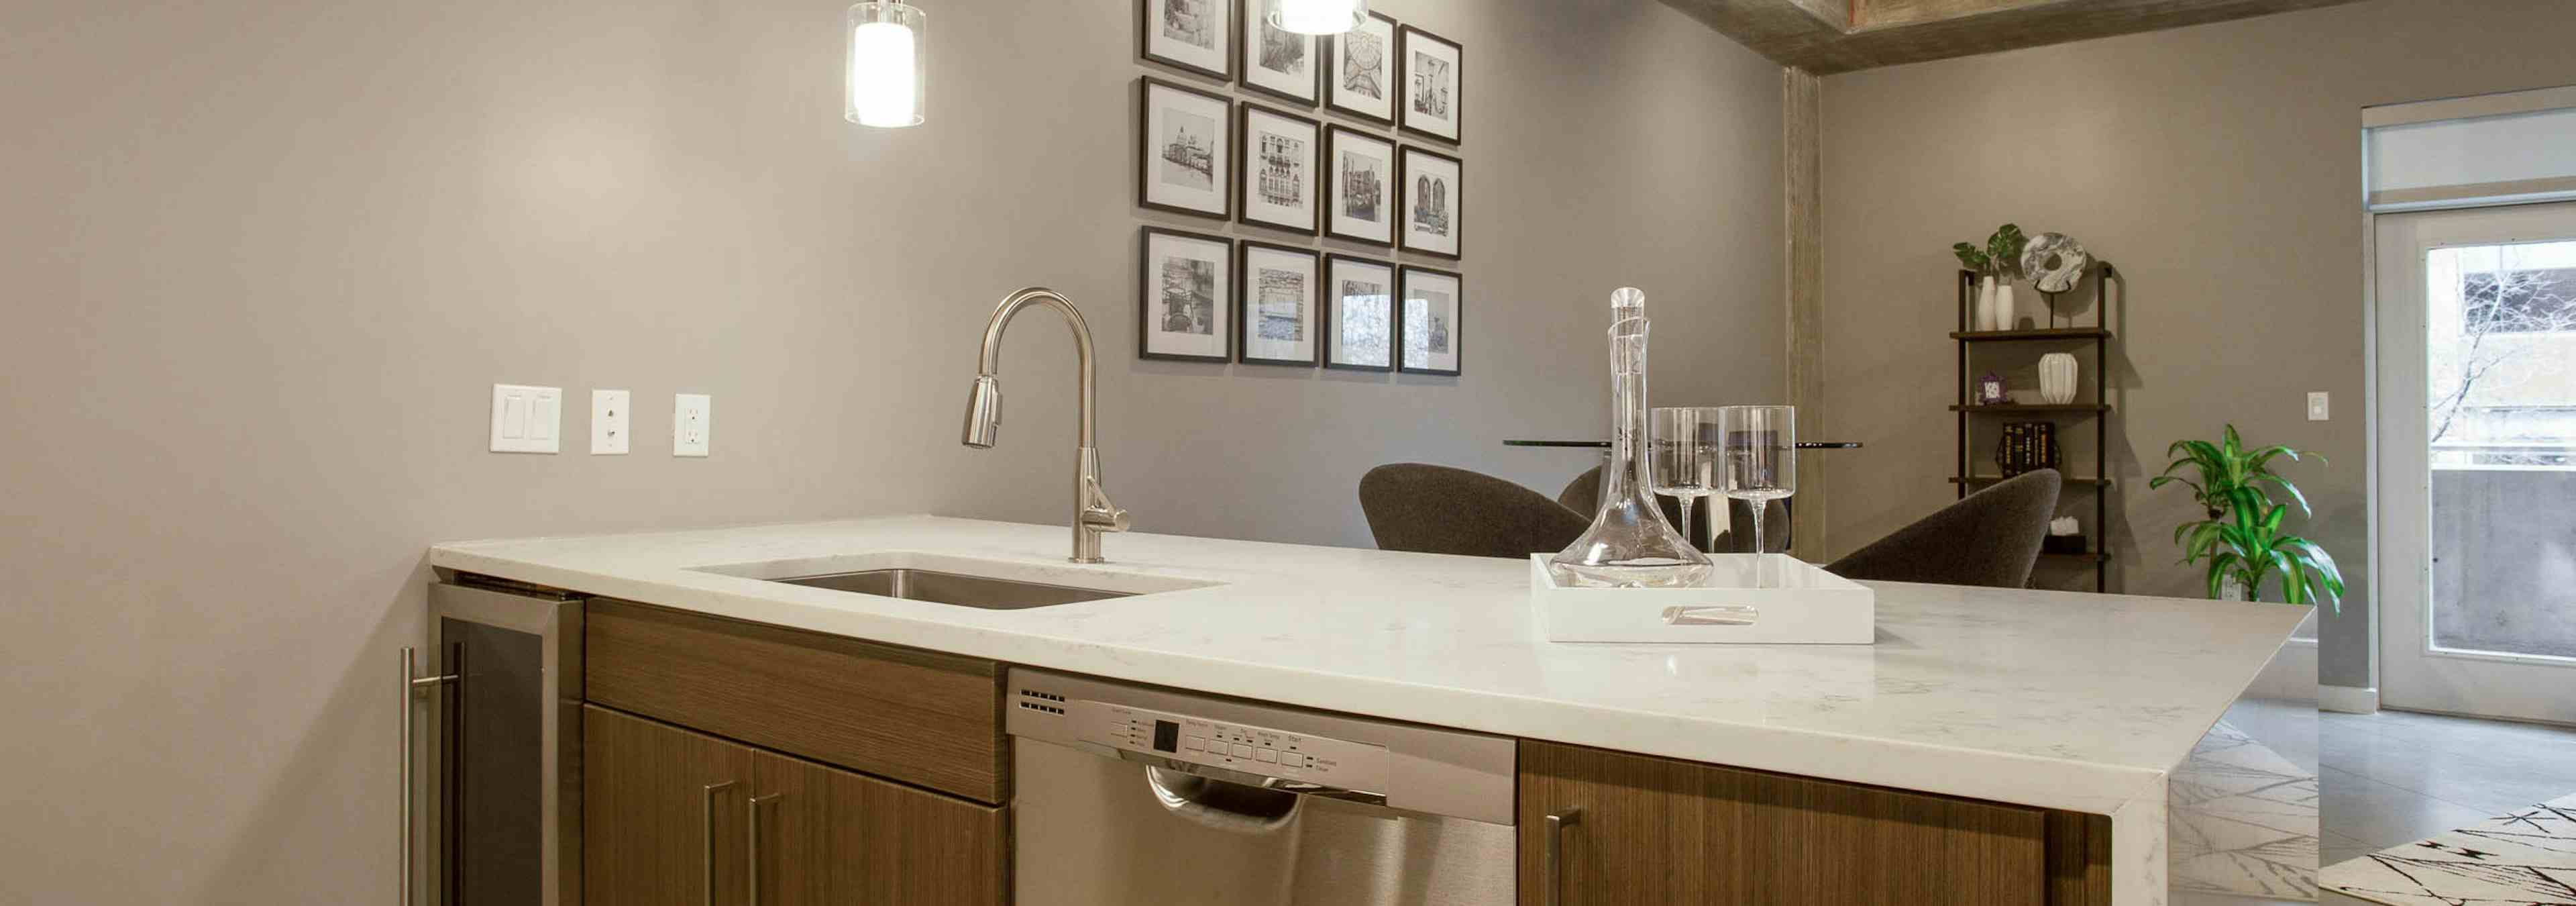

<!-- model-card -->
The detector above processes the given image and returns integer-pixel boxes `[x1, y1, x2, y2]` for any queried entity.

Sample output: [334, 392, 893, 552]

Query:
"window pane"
[2424, 241, 2576, 660]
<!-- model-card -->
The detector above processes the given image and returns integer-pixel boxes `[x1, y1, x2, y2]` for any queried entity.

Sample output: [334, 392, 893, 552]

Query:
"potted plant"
[2150, 425, 2345, 608]
[1952, 223, 2028, 331]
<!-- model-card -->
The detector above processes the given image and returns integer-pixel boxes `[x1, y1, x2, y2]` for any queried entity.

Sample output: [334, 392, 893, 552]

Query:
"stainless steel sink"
[769, 568, 1134, 609]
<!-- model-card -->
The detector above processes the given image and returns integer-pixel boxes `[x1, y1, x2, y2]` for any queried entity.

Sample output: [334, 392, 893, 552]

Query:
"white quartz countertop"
[429, 515, 2308, 820]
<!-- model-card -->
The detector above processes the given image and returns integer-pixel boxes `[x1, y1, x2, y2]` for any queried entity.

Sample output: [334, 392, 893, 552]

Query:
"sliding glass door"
[2374, 201, 2576, 723]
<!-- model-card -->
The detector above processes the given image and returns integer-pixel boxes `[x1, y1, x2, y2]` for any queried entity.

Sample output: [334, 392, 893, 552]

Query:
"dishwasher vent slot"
[1018, 687, 1069, 715]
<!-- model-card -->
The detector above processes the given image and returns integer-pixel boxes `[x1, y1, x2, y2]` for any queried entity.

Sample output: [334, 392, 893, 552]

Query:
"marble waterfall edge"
[1530, 554, 1875, 644]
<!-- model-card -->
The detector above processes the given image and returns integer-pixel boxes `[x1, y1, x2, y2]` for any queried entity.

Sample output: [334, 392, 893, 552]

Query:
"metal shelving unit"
[1953, 262, 2120, 593]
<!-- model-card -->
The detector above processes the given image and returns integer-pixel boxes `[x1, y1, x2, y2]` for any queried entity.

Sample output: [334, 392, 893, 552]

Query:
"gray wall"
[0, 0, 1779, 901]
[1814, 0, 2576, 689]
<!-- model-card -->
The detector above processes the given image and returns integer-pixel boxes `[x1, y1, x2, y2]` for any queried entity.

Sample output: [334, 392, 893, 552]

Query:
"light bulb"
[846, 3, 924, 128]
[1271, 0, 1364, 35]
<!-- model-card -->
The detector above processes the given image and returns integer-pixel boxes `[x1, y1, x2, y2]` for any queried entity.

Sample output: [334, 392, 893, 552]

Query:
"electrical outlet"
[490, 384, 561, 454]
[2307, 391, 2330, 421]
[591, 389, 630, 454]
[674, 393, 711, 457]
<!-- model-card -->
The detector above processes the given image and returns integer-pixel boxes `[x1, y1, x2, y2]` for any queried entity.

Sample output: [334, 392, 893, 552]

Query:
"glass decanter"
[1548, 288, 1713, 588]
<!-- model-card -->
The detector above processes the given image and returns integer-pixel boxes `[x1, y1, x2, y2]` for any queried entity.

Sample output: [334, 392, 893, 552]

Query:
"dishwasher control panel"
[1071, 699, 1391, 793]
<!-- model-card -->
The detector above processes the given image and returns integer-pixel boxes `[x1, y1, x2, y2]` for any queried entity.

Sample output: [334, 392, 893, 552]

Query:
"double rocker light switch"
[490, 385, 562, 454]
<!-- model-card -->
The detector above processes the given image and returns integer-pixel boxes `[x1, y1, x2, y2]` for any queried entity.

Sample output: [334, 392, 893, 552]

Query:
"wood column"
[1784, 66, 1829, 557]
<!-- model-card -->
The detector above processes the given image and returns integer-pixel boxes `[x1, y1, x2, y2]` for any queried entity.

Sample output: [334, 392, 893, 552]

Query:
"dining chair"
[1824, 469, 2061, 589]
[1359, 464, 1589, 559]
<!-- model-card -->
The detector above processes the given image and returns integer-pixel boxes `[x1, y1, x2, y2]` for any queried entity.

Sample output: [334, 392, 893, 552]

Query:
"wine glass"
[1649, 407, 1723, 552]
[1719, 405, 1796, 561]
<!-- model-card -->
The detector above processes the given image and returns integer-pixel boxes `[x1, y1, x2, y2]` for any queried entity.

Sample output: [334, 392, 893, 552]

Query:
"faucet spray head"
[961, 375, 1002, 448]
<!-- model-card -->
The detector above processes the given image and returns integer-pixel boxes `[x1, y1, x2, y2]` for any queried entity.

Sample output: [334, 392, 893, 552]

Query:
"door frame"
[2369, 200, 2576, 725]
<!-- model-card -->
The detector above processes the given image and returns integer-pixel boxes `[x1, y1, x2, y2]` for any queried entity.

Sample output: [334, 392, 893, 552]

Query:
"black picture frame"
[1396, 144, 1462, 260]
[1322, 252, 1397, 372]
[1323, 124, 1395, 247]
[1398, 265, 1463, 376]
[1138, 225, 1236, 364]
[1137, 77, 1234, 221]
[1235, 240, 1323, 367]
[1235, 0, 1321, 107]
[1234, 101, 1322, 236]
[1138, 0, 1236, 81]
[1322, 10, 1400, 126]
[1395, 25, 1462, 145]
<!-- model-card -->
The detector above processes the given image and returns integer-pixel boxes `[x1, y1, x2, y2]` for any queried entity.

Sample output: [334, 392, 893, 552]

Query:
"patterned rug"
[2171, 719, 2322, 900]
[2322, 794, 2576, 905]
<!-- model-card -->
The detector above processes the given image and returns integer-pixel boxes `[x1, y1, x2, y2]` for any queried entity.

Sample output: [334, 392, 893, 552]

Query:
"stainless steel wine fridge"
[400, 579, 584, 906]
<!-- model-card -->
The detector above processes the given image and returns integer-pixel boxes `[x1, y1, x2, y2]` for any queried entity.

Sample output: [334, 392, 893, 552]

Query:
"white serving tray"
[1529, 554, 1876, 644]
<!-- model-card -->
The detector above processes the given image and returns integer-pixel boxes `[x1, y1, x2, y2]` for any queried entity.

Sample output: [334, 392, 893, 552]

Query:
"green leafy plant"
[1952, 223, 2029, 278]
[2151, 425, 2345, 609]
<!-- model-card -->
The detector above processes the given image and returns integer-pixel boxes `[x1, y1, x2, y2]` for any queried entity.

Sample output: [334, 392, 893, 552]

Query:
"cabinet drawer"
[1519, 740, 2085, 905]
[585, 599, 1006, 803]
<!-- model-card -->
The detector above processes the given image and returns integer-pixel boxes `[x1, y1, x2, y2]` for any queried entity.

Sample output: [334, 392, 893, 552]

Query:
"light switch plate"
[2307, 391, 2330, 421]
[591, 389, 631, 454]
[673, 393, 711, 457]
[490, 384, 562, 454]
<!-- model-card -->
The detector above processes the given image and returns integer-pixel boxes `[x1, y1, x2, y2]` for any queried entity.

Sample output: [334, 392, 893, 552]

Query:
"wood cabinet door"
[751, 750, 1008, 906]
[584, 705, 757, 906]
[1518, 740, 2049, 906]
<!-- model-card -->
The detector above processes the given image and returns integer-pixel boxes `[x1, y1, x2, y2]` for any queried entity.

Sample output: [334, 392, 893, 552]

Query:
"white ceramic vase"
[1994, 284, 2017, 332]
[2038, 352, 2078, 404]
[1976, 276, 1998, 331]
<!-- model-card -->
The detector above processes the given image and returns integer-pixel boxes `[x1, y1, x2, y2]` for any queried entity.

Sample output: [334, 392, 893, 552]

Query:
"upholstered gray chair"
[1825, 469, 2061, 589]
[1360, 464, 1589, 559]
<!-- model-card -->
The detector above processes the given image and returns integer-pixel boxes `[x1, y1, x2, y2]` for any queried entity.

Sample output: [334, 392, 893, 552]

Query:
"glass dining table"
[1501, 439, 1862, 553]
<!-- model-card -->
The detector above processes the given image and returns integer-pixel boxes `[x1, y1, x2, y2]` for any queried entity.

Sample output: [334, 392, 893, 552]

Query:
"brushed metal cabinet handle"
[1546, 807, 1583, 906]
[747, 794, 783, 906]
[702, 781, 737, 906]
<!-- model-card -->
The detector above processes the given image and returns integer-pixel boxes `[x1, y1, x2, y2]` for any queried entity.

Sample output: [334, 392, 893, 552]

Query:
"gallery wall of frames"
[1134, 0, 1464, 377]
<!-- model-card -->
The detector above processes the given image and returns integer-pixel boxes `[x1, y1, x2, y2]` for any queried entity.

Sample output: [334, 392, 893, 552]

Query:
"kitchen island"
[429, 515, 2308, 906]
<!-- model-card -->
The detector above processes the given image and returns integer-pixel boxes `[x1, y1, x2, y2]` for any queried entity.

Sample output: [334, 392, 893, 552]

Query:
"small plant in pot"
[2150, 425, 2345, 609]
[1953, 224, 2029, 331]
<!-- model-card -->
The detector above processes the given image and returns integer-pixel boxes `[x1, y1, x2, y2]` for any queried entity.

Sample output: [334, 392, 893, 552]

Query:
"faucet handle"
[1082, 503, 1131, 534]
[1079, 476, 1130, 534]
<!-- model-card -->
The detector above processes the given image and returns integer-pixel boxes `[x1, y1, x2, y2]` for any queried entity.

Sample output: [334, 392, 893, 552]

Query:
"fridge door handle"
[399, 647, 455, 906]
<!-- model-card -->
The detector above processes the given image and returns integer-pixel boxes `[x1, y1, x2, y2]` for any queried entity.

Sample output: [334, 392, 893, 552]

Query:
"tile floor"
[2316, 708, 2576, 905]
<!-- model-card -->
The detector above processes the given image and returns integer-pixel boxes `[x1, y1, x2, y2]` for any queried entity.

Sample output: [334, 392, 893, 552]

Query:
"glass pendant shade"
[1271, 0, 1366, 35]
[846, 3, 925, 128]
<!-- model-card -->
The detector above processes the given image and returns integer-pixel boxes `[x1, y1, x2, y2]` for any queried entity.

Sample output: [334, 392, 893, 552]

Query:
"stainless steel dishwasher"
[1006, 668, 1518, 905]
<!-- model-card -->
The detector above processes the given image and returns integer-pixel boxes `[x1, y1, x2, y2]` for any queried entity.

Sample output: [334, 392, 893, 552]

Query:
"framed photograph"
[1138, 77, 1232, 219]
[1236, 240, 1322, 366]
[1237, 0, 1319, 105]
[1324, 125, 1395, 246]
[1322, 254, 1396, 371]
[1397, 146, 1461, 258]
[1138, 227, 1234, 362]
[1399, 266, 1462, 376]
[1236, 103, 1320, 234]
[1397, 26, 1461, 144]
[1323, 11, 1399, 125]
[1140, 0, 1232, 80]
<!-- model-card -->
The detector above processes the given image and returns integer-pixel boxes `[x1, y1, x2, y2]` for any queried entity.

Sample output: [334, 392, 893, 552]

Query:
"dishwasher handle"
[1116, 748, 1387, 809]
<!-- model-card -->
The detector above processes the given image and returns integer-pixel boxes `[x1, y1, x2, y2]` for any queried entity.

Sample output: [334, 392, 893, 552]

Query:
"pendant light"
[845, 2, 925, 128]
[1271, 0, 1365, 36]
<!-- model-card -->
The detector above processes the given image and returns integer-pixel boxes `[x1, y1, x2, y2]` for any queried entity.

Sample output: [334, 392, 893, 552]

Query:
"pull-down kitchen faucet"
[962, 287, 1130, 563]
